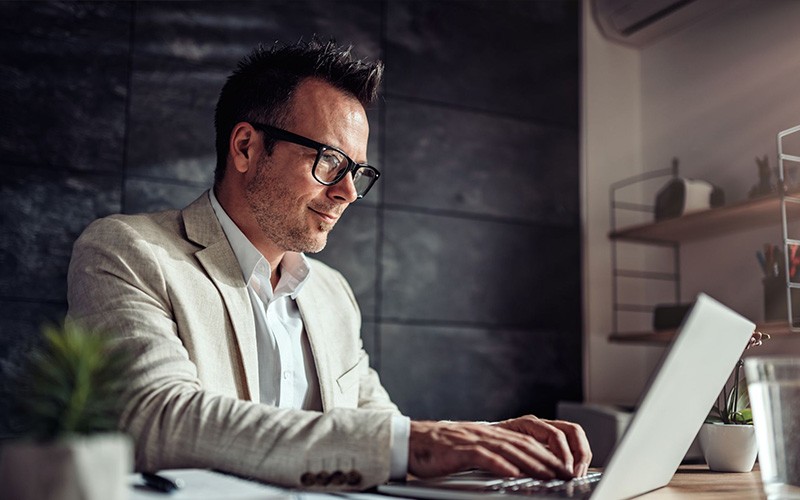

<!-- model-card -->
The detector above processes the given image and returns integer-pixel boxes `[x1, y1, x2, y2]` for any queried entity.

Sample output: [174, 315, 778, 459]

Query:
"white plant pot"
[0, 432, 133, 500]
[698, 422, 758, 472]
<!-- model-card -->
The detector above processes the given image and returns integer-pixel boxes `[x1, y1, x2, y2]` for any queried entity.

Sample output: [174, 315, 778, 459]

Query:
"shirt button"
[283, 371, 290, 380]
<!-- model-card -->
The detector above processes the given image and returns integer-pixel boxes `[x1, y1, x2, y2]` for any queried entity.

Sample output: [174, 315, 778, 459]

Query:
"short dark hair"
[213, 38, 383, 186]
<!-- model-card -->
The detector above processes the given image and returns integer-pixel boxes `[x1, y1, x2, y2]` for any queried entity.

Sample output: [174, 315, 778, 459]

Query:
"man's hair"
[213, 38, 383, 186]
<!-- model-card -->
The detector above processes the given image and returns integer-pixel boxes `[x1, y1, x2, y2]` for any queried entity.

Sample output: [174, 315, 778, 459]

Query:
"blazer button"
[346, 470, 362, 486]
[316, 471, 332, 486]
[330, 470, 346, 485]
[300, 472, 316, 487]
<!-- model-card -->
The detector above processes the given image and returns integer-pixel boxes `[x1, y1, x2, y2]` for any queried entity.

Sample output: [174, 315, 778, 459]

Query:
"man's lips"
[309, 207, 341, 223]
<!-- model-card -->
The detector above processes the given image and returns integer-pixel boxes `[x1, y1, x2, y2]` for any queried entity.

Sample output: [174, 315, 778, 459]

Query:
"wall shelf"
[609, 193, 798, 244]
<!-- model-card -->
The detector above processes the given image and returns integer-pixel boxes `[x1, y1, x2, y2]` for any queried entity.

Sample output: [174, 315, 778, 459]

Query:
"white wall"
[583, 0, 800, 404]
[582, 0, 665, 405]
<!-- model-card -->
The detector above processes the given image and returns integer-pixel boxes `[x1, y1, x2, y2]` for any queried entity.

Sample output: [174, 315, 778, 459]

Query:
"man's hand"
[492, 415, 592, 478]
[408, 419, 589, 481]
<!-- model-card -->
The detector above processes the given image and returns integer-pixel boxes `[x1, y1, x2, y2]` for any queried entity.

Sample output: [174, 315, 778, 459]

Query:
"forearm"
[123, 382, 395, 488]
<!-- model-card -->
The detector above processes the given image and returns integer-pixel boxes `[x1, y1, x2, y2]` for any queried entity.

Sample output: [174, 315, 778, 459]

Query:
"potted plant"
[0, 321, 134, 500]
[698, 331, 770, 472]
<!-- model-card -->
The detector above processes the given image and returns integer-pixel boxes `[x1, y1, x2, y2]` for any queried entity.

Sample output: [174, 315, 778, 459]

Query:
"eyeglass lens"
[314, 149, 376, 196]
[314, 149, 349, 183]
[352, 167, 377, 195]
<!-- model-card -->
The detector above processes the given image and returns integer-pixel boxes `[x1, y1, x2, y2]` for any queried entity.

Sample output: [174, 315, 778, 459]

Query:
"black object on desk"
[142, 472, 184, 493]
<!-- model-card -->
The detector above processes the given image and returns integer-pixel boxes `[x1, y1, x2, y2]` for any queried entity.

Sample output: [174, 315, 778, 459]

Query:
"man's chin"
[304, 243, 327, 254]
[302, 232, 329, 254]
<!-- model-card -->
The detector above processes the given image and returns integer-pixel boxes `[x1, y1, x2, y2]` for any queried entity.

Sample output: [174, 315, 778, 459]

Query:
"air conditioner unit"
[592, 0, 729, 47]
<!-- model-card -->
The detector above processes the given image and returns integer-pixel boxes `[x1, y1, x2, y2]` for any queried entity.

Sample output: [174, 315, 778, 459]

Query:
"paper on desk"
[129, 469, 291, 500]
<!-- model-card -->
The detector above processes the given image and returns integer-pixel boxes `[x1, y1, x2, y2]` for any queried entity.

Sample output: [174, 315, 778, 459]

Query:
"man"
[67, 39, 591, 489]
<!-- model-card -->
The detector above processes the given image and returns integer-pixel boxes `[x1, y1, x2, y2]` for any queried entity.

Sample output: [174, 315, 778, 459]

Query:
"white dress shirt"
[209, 190, 408, 478]
[210, 190, 319, 409]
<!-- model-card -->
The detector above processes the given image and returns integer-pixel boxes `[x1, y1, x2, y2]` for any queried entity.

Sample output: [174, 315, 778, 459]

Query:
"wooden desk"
[638, 464, 764, 499]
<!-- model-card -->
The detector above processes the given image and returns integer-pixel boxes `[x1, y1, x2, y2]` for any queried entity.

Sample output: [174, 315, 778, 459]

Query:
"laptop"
[378, 293, 755, 500]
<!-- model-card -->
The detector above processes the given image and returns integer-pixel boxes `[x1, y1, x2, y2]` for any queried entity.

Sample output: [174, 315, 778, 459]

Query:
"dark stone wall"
[0, 0, 581, 435]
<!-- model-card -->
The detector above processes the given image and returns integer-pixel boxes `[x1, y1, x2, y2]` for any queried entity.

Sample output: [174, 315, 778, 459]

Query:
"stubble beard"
[245, 158, 331, 254]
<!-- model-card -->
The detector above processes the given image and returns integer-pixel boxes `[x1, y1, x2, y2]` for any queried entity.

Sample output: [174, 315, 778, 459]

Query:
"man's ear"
[229, 122, 257, 174]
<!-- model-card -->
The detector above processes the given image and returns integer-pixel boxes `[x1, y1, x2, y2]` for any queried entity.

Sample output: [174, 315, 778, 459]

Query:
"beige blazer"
[67, 192, 400, 489]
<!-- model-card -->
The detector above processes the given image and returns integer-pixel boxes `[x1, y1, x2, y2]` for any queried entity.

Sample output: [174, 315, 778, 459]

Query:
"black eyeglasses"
[249, 122, 380, 199]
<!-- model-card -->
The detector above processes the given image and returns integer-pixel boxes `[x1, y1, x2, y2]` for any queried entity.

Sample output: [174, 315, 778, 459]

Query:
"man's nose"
[327, 172, 359, 203]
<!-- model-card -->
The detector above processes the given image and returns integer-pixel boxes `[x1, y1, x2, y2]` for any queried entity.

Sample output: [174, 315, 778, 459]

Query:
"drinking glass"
[745, 356, 800, 500]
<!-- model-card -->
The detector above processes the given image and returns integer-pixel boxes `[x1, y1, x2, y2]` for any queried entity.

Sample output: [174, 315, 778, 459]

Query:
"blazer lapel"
[183, 192, 260, 401]
[297, 285, 334, 411]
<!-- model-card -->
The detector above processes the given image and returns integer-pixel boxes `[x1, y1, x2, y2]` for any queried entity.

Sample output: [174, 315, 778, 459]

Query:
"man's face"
[244, 78, 369, 254]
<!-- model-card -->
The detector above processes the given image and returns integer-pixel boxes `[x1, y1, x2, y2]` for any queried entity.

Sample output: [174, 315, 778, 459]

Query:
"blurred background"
[0, 0, 582, 437]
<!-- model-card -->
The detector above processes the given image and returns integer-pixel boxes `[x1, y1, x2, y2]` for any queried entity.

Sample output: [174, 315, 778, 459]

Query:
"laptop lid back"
[592, 293, 755, 500]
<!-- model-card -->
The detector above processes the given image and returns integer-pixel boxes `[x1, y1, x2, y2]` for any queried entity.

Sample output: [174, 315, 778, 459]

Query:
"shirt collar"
[208, 189, 310, 300]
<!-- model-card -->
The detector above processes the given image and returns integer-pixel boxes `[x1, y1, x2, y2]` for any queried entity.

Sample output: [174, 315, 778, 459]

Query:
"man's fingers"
[540, 424, 573, 472]
[459, 446, 520, 478]
[493, 416, 593, 478]
[480, 438, 562, 479]
[468, 425, 571, 479]
[543, 420, 593, 477]
[450, 443, 558, 480]
[408, 421, 571, 480]
[493, 417, 573, 471]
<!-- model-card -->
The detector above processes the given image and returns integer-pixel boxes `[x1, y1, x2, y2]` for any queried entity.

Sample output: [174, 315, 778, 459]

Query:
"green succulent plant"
[15, 321, 133, 440]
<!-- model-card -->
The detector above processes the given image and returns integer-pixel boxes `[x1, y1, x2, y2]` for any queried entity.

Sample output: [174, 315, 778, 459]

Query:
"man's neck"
[214, 186, 285, 290]
[269, 263, 282, 290]
[252, 243, 284, 290]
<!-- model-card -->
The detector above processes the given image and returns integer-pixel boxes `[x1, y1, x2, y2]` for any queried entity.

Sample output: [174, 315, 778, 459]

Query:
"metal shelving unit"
[777, 123, 800, 331]
[608, 126, 800, 343]
[609, 164, 680, 340]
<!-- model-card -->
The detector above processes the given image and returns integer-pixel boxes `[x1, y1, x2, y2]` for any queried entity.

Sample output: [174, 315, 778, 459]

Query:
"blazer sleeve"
[67, 217, 395, 489]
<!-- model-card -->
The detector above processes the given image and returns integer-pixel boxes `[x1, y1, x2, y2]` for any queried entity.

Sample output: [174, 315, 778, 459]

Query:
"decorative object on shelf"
[699, 331, 770, 472]
[0, 321, 134, 500]
[749, 155, 776, 199]
[654, 158, 725, 221]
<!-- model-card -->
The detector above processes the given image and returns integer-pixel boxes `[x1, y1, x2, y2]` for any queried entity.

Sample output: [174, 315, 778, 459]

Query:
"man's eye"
[319, 152, 343, 171]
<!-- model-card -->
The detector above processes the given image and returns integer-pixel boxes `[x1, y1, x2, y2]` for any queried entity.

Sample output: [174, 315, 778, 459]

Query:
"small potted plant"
[698, 331, 769, 472]
[0, 321, 134, 500]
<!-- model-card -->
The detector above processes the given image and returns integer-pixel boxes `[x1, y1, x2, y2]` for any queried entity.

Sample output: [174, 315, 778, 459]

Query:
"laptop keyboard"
[476, 471, 603, 497]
